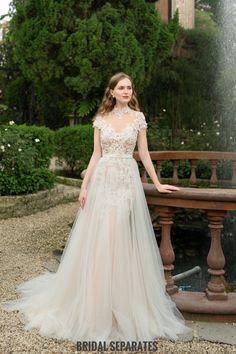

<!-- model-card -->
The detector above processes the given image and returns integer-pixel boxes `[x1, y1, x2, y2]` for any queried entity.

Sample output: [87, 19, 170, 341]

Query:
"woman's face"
[110, 78, 133, 105]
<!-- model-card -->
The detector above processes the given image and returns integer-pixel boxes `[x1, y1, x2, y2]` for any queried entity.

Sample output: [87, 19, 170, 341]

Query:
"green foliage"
[1, 0, 178, 128]
[55, 124, 94, 176]
[0, 168, 55, 195]
[195, 0, 220, 21]
[0, 122, 55, 195]
[142, 9, 218, 140]
[147, 118, 236, 152]
[77, 99, 100, 118]
[147, 120, 234, 180]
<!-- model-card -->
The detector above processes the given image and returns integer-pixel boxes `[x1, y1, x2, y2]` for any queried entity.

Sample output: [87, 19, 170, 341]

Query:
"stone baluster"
[231, 160, 236, 188]
[172, 160, 179, 185]
[206, 210, 227, 300]
[210, 160, 218, 187]
[189, 159, 197, 186]
[141, 167, 148, 183]
[155, 206, 178, 295]
[156, 160, 162, 182]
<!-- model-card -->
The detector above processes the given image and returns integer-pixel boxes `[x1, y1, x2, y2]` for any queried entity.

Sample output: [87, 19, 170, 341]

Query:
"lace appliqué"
[137, 112, 148, 131]
[95, 158, 136, 211]
[91, 110, 147, 211]
[92, 111, 147, 157]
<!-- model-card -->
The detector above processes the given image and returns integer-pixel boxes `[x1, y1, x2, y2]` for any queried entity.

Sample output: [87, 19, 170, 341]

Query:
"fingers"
[164, 185, 180, 191]
[159, 185, 179, 193]
[79, 197, 86, 209]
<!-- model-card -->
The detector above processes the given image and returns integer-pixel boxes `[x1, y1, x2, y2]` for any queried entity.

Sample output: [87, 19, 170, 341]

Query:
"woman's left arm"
[137, 128, 179, 193]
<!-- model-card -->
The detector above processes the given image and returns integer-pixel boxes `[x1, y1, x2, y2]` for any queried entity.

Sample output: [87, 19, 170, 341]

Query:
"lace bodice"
[92, 111, 147, 157]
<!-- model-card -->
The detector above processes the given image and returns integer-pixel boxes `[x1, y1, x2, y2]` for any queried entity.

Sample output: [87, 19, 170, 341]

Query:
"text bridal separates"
[1, 109, 191, 344]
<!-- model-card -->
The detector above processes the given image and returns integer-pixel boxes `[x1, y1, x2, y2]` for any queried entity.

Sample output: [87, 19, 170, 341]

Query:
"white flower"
[206, 143, 209, 147]
[18, 148, 22, 152]
[214, 120, 218, 124]
[197, 131, 201, 135]
[190, 129, 193, 132]
[34, 138, 40, 143]
[203, 122, 206, 126]
[216, 132, 220, 135]
[4, 128, 8, 131]
[181, 141, 184, 145]
[162, 109, 166, 112]
[9, 120, 15, 125]
[7, 143, 11, 147]
[230, 136, 233, 140]
[217, 124, 220, 127]
[0, 145, 5, 151]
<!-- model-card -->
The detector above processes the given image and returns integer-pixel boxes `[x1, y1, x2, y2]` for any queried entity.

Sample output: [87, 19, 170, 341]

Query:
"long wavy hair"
[93, 72, 140, 120]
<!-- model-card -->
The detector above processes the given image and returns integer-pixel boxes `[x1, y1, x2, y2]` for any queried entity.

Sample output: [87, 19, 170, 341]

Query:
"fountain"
[216, 0, 236, 150]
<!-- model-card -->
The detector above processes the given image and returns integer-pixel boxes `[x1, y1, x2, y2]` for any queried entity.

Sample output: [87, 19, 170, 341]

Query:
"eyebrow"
[117, 85, 132, 88]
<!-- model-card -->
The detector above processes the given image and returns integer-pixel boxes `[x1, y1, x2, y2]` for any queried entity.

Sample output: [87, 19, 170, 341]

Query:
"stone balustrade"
[134, 151, 236, 188]
[133, 151, 236, 317]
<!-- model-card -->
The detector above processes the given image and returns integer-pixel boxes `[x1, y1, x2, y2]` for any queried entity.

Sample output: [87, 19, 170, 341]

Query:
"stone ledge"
[0, 183, 80, 219]
[55, 175, 83, 188]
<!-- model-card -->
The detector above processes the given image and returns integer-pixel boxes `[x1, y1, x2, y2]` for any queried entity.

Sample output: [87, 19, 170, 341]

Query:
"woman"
[2, 72, 191, 344]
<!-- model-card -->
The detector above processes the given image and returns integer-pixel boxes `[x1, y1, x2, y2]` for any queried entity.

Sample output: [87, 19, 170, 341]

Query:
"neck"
[114, 102, 128, 109]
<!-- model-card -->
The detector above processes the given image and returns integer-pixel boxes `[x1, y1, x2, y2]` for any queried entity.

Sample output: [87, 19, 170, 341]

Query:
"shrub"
[147, 122, 235, 181]
[0, 168, 55, 195]
[55, 124, 94, 176]
[0, 122, 55, 195]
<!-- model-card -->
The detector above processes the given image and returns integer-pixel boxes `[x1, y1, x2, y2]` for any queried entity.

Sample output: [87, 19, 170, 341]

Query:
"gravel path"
[0, 202, 236, 354]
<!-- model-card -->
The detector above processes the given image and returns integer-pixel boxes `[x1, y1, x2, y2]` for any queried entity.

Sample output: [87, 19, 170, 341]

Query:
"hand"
[78, 187, 87, 208]
[156, 184, 180, 194]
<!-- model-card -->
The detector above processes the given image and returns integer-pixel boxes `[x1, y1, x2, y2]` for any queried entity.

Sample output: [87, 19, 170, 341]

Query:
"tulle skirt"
[1, 154, 191, 344]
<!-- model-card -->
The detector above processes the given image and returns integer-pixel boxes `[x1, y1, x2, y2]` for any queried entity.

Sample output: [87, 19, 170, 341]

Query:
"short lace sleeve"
[92, 116, 103, 130]
[137, 112, 148, 131]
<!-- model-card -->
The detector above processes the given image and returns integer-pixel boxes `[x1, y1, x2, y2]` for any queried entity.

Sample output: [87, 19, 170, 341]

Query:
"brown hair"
[93, 72, 140, 120]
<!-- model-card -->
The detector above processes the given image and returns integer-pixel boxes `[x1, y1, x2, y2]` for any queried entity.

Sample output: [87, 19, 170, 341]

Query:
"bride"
[2, 72, 191, 344]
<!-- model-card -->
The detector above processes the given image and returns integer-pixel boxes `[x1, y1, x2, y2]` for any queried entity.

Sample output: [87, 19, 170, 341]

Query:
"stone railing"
[134, 151, 236, 188]
[133, 151, 236, 316]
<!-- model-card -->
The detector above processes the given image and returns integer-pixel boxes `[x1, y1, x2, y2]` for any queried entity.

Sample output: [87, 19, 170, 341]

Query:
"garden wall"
[0, 182, 81, 220]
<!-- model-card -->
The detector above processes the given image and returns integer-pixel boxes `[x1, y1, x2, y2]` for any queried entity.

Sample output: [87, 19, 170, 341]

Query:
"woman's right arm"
[80, 127, 102, 191]
[79, 127, 101, 208]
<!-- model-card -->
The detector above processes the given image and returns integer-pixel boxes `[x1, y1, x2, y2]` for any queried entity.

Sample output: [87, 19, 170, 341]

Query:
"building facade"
[0, 21, 9, 42]
[155, 0, 195, 29]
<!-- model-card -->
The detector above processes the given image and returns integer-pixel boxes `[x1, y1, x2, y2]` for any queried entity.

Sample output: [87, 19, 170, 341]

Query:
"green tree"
[142, 9, 218, 138]
[2, 0, 178, 128]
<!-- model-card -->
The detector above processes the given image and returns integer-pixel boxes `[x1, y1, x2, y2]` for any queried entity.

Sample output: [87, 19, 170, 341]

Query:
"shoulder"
[92, 115, 105, 130]
[135, 110, 148, 130]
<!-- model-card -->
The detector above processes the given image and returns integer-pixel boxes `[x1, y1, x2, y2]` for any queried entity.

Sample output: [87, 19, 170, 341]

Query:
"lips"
[122, 96, 130, 99]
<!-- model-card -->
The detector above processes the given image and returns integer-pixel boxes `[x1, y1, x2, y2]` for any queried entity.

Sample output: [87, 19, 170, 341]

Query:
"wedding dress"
[1, 108, 191, 344]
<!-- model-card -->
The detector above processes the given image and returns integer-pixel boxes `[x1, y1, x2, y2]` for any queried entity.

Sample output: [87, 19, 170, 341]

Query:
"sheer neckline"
[98, 116, 139, 135]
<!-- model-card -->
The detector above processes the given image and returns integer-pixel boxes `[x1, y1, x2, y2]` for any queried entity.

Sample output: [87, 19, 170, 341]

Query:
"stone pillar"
[155, 0, 169, 23]
[206, 210, 228, 300]
[155, 206, 178, 295]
